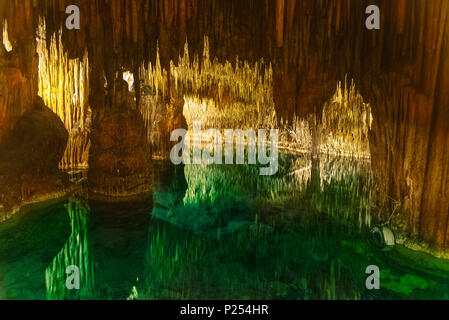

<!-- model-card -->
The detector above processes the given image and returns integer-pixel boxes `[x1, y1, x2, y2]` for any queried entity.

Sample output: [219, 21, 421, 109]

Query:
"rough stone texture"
[0, 32, 37, 144]
[0, 98, 70, 221]
[0, 58, 35, 144]
[88, 79, 152, 198]
[0, 0, 448, 249]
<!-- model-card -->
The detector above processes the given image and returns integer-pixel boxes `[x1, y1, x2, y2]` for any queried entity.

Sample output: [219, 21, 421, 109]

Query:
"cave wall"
[356, 1, 449, 247]
[1, 0, 449, 247]
[0, 0, 38, 144]
[0, 1, 72, 220]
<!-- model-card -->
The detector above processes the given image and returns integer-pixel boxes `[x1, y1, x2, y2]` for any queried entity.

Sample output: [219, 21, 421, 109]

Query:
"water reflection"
[88, 199, 150, 299]
[152, 155, 373, 237]
[143, 156, 376, 299]
[44, 196, 150, 300]
[45, 197, 94, 299]
[1, 154, 449, 300]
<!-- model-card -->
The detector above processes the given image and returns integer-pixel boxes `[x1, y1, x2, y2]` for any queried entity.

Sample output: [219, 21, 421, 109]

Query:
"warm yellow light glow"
[37, 19, 91, 169]
[138, 37, 372, 159]
[2, 20, 13, 52]
[37, 19, 90, 131]
[123, 71, 134, 91]
[321, 78, 373, 158]
[139, 37, 277, 138]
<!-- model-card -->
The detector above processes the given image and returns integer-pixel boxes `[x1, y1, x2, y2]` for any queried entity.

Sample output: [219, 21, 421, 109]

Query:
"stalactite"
[141, 39, 274, 120]
[37, 19, 91, 169]
[0, 0, 447, 249]
[276, 0, 285, 47]
[138, 37, 276, 157]
[321, 79, 372, 158]
[137, 37, 373, 160]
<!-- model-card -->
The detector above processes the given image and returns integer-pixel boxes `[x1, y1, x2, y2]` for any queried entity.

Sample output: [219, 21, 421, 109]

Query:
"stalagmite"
[0, 0, 447, 250]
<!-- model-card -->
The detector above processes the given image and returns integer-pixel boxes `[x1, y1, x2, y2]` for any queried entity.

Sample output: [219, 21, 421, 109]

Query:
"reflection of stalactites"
[45, 197, 94, 300]
[318, 157, 374, 228]
[181, 161, 308, 206]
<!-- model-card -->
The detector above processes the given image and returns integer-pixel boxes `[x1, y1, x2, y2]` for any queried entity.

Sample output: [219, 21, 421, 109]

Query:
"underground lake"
[1, 155, 449, 300]
[2, 0, 449, 304]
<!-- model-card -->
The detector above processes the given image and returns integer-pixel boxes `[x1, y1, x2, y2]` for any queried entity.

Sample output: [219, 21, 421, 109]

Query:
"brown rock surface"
[0, 98, 70, 221]
[0, 0, 448, 249]
[88, 79, 152, 198]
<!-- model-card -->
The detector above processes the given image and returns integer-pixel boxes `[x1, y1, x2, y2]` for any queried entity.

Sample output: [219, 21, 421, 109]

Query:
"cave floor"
[1, 155, 449, 300]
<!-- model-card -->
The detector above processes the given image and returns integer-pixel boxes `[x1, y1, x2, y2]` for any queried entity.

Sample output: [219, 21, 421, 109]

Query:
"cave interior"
[0, 0, 449, 282]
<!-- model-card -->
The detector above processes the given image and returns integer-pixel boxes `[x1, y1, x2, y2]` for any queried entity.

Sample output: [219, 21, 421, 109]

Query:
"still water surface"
[1, 154, 449, 300]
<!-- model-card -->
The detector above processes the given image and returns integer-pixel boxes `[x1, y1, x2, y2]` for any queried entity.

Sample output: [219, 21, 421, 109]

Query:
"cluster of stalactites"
[139, 37, 276, 131]
[321, 79, 373, 158]
[141, 38, 274, 105]
[37, 19, 90, 132]
[276, 79, 372, 159]
[137, 37, 373, 160]
[37, 19, 91, 169]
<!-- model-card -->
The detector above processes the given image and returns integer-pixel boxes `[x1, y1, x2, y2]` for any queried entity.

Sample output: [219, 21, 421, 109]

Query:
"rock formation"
[0, 98, 69, 221]
[88, 79, 152, 198]
[0, 0, 448, 250]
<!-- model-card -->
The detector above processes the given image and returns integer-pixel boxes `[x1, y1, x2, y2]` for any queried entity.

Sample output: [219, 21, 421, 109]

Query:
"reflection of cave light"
[288, 164, 312, 185]
[2, 20, 12, 52]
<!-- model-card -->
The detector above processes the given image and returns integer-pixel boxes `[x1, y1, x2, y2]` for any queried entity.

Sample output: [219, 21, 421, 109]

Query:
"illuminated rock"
[0, 0, 448, 250]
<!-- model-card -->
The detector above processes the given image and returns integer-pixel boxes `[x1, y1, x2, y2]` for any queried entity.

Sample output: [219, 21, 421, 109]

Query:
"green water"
[1, 154, 449, 300]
